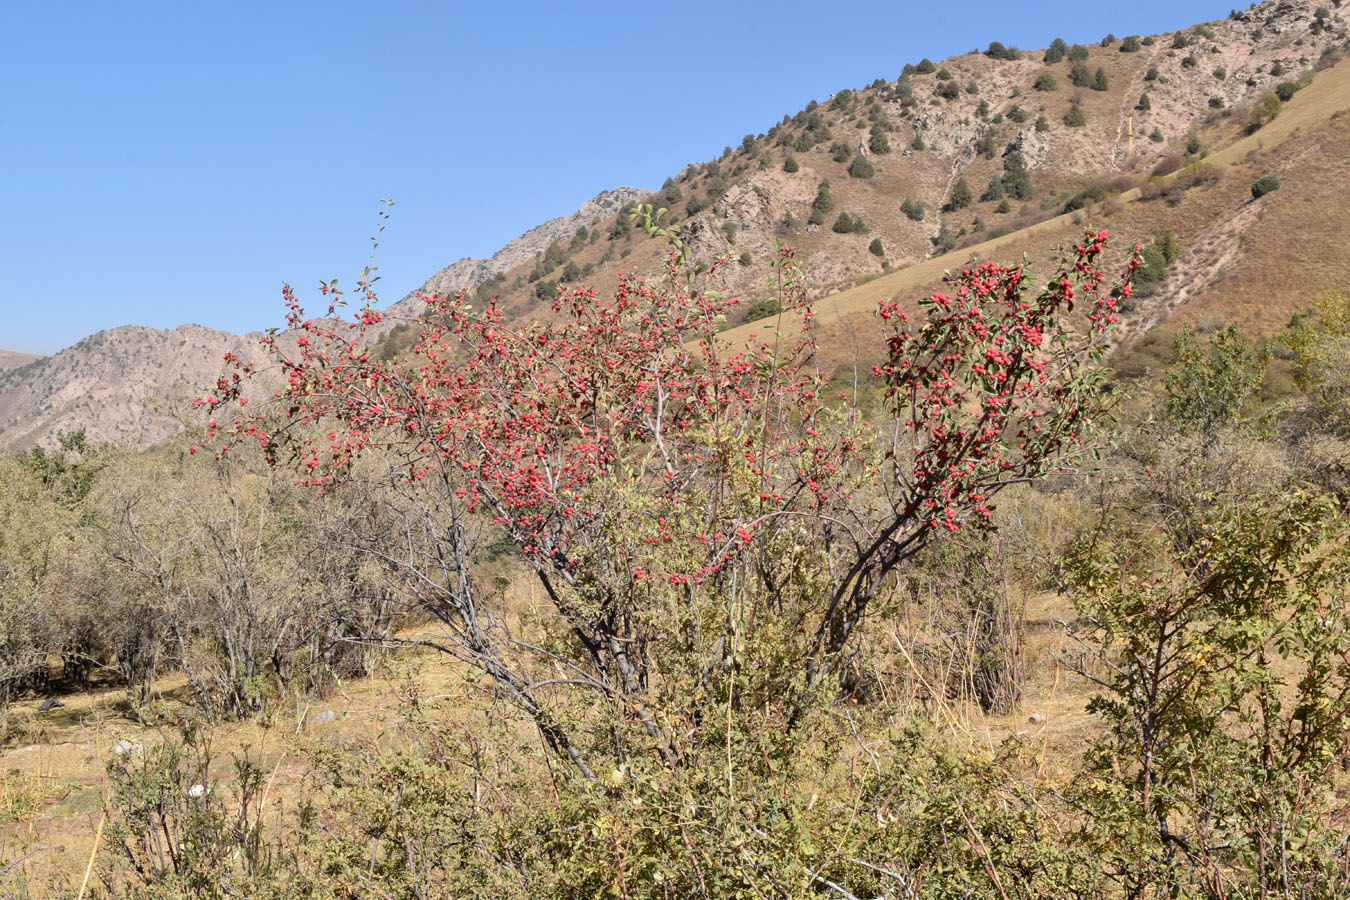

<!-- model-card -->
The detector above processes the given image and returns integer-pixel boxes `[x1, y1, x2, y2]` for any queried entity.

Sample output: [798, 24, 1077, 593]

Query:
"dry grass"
[0, 649, 466, 894]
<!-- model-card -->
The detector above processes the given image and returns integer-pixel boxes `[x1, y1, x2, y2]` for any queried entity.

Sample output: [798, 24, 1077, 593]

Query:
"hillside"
[717, 48, 1350, 372]
[0, 349, 42, 371]
[2, 0, 1347, 448]
[0, 324, 255, 449]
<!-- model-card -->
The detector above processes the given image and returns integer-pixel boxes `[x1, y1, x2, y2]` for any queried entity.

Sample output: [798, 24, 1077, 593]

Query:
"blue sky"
[2, 0, 1232, 354]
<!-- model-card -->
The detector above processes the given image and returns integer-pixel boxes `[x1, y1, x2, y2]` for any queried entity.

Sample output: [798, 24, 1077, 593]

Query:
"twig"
[77, 813, 106, 900]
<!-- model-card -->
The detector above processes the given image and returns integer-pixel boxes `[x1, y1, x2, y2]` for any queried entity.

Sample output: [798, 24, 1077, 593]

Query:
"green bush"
[1092, 67, 1109, 91]
[1155, 229, 1181, 263]
[911, 134, 926, 151]
[932, 223, 957, 253]
[1043, 37, 1067, 63]
[848, 155, 875, 178]
[1145, 65, 1159, 81]
[1149, 126, 1164, 142]
[738, 251, 752, 266]
[1035, 114, 1050, 132]
[1250, 174, 1281, 198]
[869, 126, 891, 154]
[1275, 81, 1301, 102]
[741, 295, 781, 322]
[1133, 245, 1169, 283]
[868, 237, 884, 256]
[1186, 134, 1204, 155]
[782, 155, 799, 173]
[901, 197, 925, 221]
[936, 80, 961, 100]
[812, 178, 834, 215]
[1070, 62, 1093, 87]
[975, 129, 996, 157]
[915, 57, 936, 74]
[1137, 92, 1151, 110]
[1064, 102, 1087, 126]
[1068, 43, 1090, 61]
[1002, 150, 1035, 199]
[1120, 35, 1141, 52]
[947, 177, 973, 210]
[831, 212, 855, 234]
[1034, 72, 1058, 91]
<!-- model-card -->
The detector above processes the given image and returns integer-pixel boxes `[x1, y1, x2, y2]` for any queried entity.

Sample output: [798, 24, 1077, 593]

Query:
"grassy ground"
[1, 654, 461, 894]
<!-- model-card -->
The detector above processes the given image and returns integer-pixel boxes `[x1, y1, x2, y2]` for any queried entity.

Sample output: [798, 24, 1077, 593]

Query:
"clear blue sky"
[2, 0, 1231, 354]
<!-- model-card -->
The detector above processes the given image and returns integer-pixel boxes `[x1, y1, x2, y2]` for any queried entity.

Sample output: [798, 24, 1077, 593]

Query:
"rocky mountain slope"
[382, 187, 647, 319]
[3, 0, 1347, 449]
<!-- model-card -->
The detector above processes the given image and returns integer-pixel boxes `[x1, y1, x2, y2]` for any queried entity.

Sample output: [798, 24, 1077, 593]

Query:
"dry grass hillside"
[0, 350, 42, 372]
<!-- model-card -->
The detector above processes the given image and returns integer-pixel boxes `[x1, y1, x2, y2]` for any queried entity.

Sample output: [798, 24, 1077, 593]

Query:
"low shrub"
[1251, 174, 1281, 198]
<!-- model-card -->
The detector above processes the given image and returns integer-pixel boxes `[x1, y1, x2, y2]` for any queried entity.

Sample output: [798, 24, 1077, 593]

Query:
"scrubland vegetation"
[3, 203, 1350, 898]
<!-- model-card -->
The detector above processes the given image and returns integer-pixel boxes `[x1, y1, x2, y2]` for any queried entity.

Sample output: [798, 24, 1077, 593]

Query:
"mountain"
[3, 0, 1348, 449]
[0, 349, 42, 372]
[0, 325, 255, 449]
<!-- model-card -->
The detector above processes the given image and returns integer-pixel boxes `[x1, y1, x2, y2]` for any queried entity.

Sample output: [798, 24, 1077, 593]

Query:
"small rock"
[186, 784, 209, 798]
[1028, 713, 1047, 724]
[309, 709, 335, 725]
[113, 739, 144, 757]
